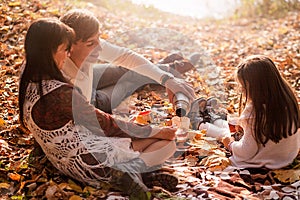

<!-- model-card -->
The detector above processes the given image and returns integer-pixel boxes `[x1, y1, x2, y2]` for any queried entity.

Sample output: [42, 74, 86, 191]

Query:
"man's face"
[69, 32, 100, 68]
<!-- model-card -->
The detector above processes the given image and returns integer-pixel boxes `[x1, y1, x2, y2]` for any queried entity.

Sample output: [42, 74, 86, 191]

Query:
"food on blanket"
[199, 155, 230, 171]
[163, 105, 174, 115]
[185, 130, 205, 140]
[228, 124, 236, 133]
[185, 155, 199, 166]
[201, 136, 217, 142]
[164, 119, 172, 126]
[134, 110, 152, 125]
[195, 148, 210, 156]
[190, 138, 218, 150]
[209, 149, 226, 157]
[172, 116, 190, 130]
[192, 131, 217, 146]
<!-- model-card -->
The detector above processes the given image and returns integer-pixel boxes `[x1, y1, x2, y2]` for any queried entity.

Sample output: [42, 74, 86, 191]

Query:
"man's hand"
[165, 77, 196, 103]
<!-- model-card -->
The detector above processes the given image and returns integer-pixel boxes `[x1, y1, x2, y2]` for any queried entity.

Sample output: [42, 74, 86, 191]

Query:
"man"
[60, 9, 196, 113]
[58, 9, 199, 196]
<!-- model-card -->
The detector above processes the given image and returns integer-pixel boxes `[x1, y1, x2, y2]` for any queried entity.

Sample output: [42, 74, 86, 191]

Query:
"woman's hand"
[165, 77, 196, 102]
[150, 127, 176, 140]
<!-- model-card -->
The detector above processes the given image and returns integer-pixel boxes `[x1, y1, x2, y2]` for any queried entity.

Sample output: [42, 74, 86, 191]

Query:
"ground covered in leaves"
[0, 0, 300, 199]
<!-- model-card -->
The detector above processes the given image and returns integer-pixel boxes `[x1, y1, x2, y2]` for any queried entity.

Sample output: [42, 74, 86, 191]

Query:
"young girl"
[19, 18, 178, 199]
[222, 55, 300, 169]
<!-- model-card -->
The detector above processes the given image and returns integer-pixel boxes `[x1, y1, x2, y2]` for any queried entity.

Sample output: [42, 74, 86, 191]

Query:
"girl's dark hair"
[19, 18, 74, 127]
[237, 55, 300, 145]
[60, 9, 100, 42]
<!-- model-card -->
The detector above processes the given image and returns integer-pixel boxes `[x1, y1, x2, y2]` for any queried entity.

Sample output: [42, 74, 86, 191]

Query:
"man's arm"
[98, 39, 174, 84]
[98, 39, 195, 100]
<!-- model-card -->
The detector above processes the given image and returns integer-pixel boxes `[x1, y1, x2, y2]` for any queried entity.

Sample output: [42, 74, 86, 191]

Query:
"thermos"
[172, 92, 191, 117]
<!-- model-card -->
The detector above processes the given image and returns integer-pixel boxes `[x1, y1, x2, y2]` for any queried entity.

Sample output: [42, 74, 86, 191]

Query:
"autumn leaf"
[0, 138, 9, 149]
[68, 179, 83, 193]
[8, 1, 21, 7]
[0, 118, 6, 127]
[273, 169, 300, 183]
[0, 182, 10, 189]
[82, 185, 96, 194]
[69, 195, 83, 200]
[8, 173, 22, 181]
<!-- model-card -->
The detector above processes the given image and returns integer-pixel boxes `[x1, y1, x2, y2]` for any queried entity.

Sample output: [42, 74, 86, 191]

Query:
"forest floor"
[0, 0, 299, 199]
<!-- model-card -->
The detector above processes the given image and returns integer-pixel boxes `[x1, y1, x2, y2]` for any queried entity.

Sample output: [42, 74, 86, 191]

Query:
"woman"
[19, 18, 178, 199]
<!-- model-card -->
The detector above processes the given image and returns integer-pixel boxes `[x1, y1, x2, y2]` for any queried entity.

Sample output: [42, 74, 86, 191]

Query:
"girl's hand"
[151, 127, 176, 140]
[222, 136, 235, 150]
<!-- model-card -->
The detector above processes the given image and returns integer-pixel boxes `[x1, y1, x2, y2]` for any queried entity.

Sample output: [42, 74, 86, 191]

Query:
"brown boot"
[159, 52, 196, 77]
[142, 172, 178, 191]
[169, 60, 195, 74]
[158, 52, 184, 64]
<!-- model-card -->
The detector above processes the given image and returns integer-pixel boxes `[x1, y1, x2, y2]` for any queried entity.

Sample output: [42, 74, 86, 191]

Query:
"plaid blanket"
[158, 143, 300, 200]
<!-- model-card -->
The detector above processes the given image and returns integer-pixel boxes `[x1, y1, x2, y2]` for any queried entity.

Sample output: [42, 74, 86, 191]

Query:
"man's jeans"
[92, 64, 162, 113]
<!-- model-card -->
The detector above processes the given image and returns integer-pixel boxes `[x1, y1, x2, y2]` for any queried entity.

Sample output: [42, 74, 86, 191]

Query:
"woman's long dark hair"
[237, 55, 300, 145]
[19, 18, 74, 127]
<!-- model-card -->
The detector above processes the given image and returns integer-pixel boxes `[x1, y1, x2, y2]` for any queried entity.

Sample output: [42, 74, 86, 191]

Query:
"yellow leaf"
[100, 33, 109, 40]
[47, 8, 60, 16]
[68, 179, 83, 193]
[278, 27, 289, 35]
[0, 118, 6, 127]
[0, 183, 10, 189]
[8, 2, 21, 7]
[273, 169, 300, 183]
[83, 186, 96, 194]
[0, 26, 10, 33]
[69, 195, 82, 200]
[58, 182, 71, 190]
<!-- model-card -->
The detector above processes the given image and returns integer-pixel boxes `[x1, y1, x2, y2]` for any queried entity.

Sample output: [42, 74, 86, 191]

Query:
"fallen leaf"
[0, 118, 6, 127]
[8, 1, 21, 7]
[0, 182, 10, 189]
[68, 179, 83, 193]
[83, 186, 97, 194]
[8, 173, 22, 181]
[45, 185, 60, 199]
[69, 195, 83, 200]
[273, 169, 300, 183]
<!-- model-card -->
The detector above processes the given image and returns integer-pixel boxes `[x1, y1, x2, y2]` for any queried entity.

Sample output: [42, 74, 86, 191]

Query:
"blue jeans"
[92, 64, 159, 113]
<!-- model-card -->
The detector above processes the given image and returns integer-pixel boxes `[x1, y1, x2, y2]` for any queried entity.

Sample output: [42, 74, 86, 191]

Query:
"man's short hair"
[60, 9, 100, 42]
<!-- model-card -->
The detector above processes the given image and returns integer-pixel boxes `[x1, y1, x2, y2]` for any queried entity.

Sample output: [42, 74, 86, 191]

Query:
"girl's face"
[53, 43, 70, 69]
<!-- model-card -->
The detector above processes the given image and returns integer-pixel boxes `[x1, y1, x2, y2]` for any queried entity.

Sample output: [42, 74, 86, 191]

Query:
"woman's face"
[53, 43, 70, 69]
